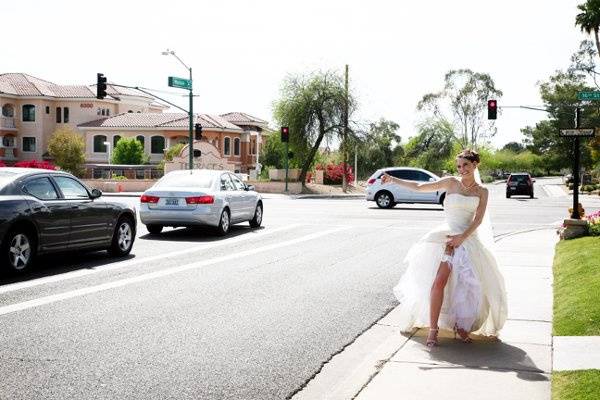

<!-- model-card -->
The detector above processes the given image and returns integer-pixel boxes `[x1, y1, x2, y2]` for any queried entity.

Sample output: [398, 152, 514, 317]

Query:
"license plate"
[510, 187, 516, 190]
[165, 198, 179, 206]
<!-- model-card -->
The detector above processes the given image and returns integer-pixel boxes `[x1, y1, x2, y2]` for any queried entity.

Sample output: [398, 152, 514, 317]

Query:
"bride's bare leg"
[429, 245, 454, 330]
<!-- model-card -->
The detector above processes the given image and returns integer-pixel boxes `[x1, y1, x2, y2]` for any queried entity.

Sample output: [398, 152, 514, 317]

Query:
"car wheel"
[439, 193, 446, 206]
[146, 224, 163, 235]
[216, 209, 230, 236]
[506, 192, 511, 198]
[249, 203, 263, 228]
[375, 191, 395, 209]
[108, 217, 135, 257]
[530, 191, 534, 199]
[2, 228, 36, 274]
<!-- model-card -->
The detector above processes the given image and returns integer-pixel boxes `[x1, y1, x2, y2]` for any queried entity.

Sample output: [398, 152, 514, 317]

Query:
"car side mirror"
[532, 178, 536, 183]
[221, 184, 227, 191]
[90, 188, 102, 199]
[246, 184, 255, 191]
[429, 177, 436, 182]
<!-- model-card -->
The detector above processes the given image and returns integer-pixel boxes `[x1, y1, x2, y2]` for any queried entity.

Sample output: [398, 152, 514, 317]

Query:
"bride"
[381, 149, 507, 347]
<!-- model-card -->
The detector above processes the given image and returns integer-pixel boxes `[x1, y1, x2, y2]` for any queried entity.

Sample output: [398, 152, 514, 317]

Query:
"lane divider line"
[0, 224, 302, 295]
[0, 226, 350, 316]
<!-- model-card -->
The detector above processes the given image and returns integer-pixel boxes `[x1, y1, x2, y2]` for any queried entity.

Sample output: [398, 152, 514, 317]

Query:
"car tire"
[530, 191, 534, 199]
[108, 217, 135, 257]
[375, 191, 395, 209]
[146, 224, 163, 235]
[216, 209, 230, 236]
[2, 227, 36, 275]
[506, 192, 511, 198]
[439, 193, 446, 206]
[249, 202, 263, 228]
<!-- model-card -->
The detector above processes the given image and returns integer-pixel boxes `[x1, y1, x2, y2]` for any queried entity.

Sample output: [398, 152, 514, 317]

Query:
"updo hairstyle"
[456, 149, 480, 163]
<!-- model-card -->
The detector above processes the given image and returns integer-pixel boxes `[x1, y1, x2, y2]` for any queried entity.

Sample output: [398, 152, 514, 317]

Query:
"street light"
[162, 48, 194, 170]
[103, 141, 111, 165]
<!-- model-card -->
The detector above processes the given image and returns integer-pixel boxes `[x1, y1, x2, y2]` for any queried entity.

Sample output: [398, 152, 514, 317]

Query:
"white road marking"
[0, 224, 301, 295]
[0, 227, 350, 316]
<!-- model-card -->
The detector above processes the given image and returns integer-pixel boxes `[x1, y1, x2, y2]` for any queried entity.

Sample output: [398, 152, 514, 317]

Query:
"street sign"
[168, 76, 192, 90]
[577, 91, 600, 101]
[559, 128, 595, 137]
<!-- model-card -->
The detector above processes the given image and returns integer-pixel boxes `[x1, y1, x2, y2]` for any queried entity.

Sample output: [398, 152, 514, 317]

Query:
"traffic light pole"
[188, 67, 193, 170]
[285, 141, 289, 192]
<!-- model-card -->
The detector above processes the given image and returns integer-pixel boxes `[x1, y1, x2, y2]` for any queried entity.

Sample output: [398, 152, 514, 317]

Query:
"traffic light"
[195, 123, 203, 140]
[487, 99, 497, 120]
[96, 73, 108, 100]
[281, 126, 289, 142]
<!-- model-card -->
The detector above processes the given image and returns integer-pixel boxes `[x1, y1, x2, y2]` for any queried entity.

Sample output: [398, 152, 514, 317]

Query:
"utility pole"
[342, 64, 349, 193]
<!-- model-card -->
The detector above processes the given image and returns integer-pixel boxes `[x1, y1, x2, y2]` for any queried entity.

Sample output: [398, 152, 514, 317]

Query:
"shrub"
[112, 137, 148, 165]
[14, 160, 57, 170]
[111, 175, 127, 180]
[47, 127, 85, 176]
[587, 211, 600, 236]
[481, 175, 494, 183]
[317, 162, 354, 185]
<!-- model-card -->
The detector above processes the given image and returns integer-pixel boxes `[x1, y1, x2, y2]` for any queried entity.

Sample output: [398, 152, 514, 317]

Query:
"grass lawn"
[552, 370, 600, 400]
[553, 236, 600, 336]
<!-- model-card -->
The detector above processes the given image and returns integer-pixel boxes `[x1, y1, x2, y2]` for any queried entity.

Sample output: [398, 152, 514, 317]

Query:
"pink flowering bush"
[0, 161, 6, 167]
[586, 210, 600, 236]
[14, 160, 57, 170]
[316, 163, 354, 185]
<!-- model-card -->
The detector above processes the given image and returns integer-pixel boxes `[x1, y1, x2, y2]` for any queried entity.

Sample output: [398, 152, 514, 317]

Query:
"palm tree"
[576, 0, 600, 59]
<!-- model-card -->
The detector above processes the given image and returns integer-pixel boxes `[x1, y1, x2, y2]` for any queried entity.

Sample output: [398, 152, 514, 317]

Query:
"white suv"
[366, 167, 446, 208]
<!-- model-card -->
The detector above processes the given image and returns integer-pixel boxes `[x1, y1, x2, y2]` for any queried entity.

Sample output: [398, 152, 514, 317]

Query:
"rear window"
[0, 171, 17, 189]
[155, 172, 214, 189]
[510, 175, 529, 183]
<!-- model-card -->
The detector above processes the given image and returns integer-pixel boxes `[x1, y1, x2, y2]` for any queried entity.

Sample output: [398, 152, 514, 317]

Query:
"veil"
[474, 168, 496, 251]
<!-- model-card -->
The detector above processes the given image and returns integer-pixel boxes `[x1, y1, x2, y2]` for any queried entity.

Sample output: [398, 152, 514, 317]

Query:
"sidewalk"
[292, 229, 560, 400]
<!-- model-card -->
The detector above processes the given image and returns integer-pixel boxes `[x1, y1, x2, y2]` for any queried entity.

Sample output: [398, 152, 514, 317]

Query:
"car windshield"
[155, 173, 214, 189]
[0, 171, 17, 190]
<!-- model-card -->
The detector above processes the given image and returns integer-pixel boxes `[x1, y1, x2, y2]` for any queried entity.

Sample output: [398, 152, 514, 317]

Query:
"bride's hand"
[446, 234, 465, 248]
[381, 173, 392, 185]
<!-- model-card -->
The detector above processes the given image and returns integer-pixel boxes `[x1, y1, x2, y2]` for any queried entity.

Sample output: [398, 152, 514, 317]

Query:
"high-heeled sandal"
[426, 328, 439, 347]
[453, 323, 472, 343]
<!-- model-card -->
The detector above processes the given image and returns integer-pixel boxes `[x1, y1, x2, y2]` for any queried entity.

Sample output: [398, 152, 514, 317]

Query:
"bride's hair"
[457, 149, 480, 163]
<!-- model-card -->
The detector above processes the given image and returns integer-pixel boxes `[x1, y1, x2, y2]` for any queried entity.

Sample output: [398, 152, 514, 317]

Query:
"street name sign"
[559, 128, 595, 137]
[168, 76, 192, 90]
[577, 91, 600, 101]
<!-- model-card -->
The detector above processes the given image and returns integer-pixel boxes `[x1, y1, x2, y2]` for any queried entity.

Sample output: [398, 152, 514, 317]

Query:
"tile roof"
[78, 112, 243, 131]
[220, 112, 268, 127]
[0, 73, 153, 100]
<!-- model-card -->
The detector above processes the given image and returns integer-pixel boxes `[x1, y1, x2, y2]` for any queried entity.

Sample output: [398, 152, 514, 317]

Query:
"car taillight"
[186, 195, 214, 205]
[140, 195, 159, 204]
[367, 178, 376, 185]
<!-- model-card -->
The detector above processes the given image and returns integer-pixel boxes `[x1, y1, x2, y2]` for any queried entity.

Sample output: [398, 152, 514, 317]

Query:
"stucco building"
[0, 73, 268, 172]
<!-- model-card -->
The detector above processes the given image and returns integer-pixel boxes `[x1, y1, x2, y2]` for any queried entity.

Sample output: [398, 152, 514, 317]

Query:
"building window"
[2, 104, 15, 117]
[251, 139, 257, 155]
[128, 110, 133, 113]
[22, 137, 36, 152]
[45, 106, 50, 114]
[22, 105, 35, 122]
[150, 136, 165, 154]
[106, 109, 110, 116]
[97, 108, 102, 116]
[63, 107, 69, 123]
[101, 109, 106, 116]
[136, 135, 145, 149]
[56, 107, 62, 123]
[2, 136, 15, 147]
[113, 135, 121, 148]
[223, 137, 231, 156]
[234, 138, 240, 156]
[93, 135, 108, 152]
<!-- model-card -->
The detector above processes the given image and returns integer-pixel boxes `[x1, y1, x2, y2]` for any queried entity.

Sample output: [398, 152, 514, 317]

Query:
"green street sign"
[168, 76, 192, 90]
[577, 91, 600, 101]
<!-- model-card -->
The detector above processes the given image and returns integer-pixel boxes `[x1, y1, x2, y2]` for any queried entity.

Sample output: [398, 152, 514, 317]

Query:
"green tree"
[403, 117, 456, 173]
[502, 141, 526, 153]
[351, 119, 401, 178]
[417, 69, 503, 148]
[112, 137, 148, 165]
[576, 0, 600, 59]
[158, 143, 185, 170]
[260, 132, 286, 169]
[47, 127, 85, 176]
[273, 70, 355, 185]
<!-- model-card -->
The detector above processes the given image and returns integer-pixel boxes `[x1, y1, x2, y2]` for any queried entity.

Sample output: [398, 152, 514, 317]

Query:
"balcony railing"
[0, 116, 16, 129]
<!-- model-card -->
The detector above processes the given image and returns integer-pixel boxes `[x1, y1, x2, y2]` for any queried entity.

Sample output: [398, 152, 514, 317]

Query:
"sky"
[1, 0, 591, 148]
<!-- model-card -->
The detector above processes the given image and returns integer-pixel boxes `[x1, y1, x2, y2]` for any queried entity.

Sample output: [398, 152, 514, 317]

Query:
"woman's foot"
[426, 328, 439, 347]
[454, 324, 472, 343]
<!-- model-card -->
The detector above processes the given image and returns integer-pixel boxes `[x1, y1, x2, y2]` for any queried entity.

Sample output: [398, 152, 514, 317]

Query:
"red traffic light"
[281, 126, 289, 142]
[487, 99, 497, 119]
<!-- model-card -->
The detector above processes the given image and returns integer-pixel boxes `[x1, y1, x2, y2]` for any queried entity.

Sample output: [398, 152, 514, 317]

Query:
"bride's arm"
[446, 188, 489, 247]
[381, 174, 454, 192]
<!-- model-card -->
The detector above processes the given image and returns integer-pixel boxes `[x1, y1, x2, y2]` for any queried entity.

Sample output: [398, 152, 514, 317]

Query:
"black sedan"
[0, 168, 136, 274]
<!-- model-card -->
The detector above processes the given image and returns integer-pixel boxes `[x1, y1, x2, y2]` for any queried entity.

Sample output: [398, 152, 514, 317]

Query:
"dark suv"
[506, 173, 535, 198]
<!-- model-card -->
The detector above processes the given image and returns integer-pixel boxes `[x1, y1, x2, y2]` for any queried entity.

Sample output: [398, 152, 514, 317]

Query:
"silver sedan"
[139, 169, 263, 235]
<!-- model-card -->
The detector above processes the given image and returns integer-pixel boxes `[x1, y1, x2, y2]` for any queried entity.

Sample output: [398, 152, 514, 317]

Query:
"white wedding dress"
[393, 193, 508, 336]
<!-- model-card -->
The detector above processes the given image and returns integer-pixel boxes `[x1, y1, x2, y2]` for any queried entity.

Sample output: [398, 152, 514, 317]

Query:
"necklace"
[460, 179, 478, 191]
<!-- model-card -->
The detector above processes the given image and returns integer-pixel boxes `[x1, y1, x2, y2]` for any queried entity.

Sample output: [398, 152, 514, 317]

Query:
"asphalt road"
[1, 178, 598, 399]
